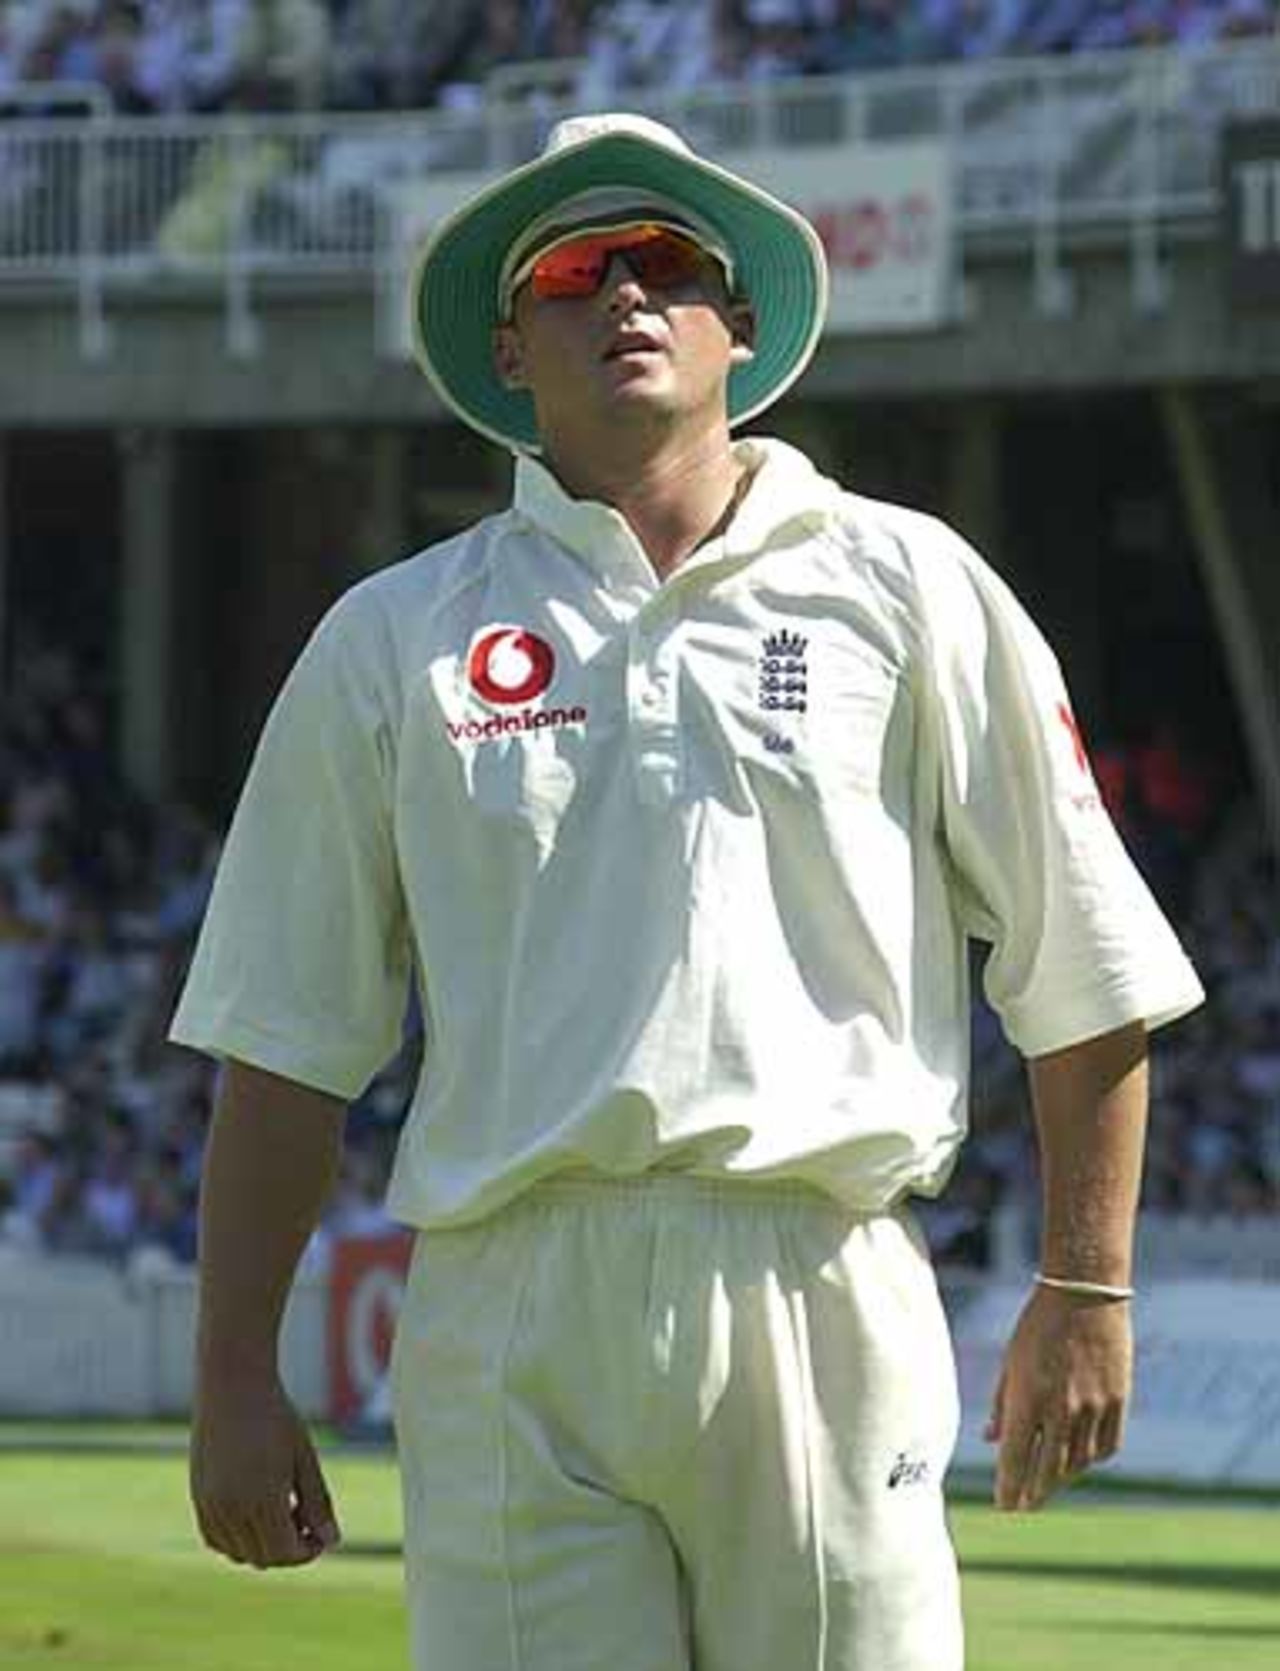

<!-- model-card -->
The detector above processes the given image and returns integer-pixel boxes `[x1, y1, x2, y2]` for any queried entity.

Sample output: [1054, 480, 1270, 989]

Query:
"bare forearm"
[987, 1021, 1148, 1509]
[1027, 1021, 1149, 1286]
[196, 1060, 346, 1381]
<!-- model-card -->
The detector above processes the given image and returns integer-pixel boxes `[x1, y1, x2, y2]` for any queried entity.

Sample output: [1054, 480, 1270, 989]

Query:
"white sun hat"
[409, 112, 830, 454]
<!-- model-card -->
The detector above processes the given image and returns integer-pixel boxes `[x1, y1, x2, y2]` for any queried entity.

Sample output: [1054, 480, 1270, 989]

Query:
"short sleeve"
[914, 524, 1204, 1057]
[169, 595, 412, 1098]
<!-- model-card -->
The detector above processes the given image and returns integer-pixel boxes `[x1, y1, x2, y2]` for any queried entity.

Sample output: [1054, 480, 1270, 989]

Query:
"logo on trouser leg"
[887, 1452, 931, 1489]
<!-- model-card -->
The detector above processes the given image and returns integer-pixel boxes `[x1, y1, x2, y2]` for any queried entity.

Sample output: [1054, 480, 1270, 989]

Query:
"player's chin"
[608, 364, 675, 402]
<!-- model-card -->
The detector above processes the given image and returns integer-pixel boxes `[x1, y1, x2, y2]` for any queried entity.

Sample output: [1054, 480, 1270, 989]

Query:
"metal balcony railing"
[1, 39, 1276, 357]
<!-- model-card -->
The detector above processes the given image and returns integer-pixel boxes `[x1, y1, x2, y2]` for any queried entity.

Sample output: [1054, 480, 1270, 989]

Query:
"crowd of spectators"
[0, 635, 411, 1270]
[925, 734, 1280, 1264]
[0, 633, 1276, 1274]
[0, 0, 1275, 119]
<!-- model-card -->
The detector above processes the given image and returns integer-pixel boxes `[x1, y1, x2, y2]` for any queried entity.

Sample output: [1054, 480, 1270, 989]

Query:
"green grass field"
[1, 1443, 1277, 1670]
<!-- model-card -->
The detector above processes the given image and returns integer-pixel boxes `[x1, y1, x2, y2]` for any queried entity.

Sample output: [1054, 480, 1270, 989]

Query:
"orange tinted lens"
[626, 232, 709, 288]
[530, 238, 610, 297]
[530, 227, 710, 299]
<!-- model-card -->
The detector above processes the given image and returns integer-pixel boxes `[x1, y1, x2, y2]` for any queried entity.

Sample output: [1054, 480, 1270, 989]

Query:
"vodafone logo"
[469, 627, 556, 707]
[449, 623, 588, 745]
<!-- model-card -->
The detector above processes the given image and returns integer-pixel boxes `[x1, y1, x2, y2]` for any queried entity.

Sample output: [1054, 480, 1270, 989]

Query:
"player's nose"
[600, 254, 649, 315]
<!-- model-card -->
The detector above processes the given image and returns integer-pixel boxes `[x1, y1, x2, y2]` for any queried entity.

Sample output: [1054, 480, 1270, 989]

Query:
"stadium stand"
[0, 1, 1275, 118]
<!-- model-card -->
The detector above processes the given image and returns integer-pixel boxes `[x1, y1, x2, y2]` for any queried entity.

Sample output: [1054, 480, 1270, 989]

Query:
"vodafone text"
[446, 705, 589, 743]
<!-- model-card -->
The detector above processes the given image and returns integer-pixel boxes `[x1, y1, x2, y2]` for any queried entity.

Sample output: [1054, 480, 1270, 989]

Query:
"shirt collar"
[511, 438, 835, 586]
[722, 437, 837, 560]
[513, 452, 652, 588]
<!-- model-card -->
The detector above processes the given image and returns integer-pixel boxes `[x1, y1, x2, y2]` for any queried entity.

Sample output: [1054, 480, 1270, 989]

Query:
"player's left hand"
[985, 1283, 1133, 1511]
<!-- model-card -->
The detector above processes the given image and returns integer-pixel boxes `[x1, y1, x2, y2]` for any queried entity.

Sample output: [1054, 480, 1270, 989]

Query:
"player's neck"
[544, 428, 749, 580]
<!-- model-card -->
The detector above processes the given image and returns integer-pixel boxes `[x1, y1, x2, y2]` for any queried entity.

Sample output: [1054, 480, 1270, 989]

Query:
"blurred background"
[0, 0, 1277, 1488]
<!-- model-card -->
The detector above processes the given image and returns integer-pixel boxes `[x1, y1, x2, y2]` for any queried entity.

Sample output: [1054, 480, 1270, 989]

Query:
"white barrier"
[952, 1279, 1280, 1488]
[0, 1248, 328, 1419]
[0, 1250, 151, 1416]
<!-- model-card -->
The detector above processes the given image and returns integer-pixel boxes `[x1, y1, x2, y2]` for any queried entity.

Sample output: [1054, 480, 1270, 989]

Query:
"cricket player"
[175, 113, 1204, 1670]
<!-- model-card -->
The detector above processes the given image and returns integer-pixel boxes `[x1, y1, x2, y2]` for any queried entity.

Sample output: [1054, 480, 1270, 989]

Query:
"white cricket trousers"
[391, 1177, 964, 1671]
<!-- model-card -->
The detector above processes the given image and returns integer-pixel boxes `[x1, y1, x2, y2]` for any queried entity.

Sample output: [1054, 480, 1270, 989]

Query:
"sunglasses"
[506, 223, 732, 310]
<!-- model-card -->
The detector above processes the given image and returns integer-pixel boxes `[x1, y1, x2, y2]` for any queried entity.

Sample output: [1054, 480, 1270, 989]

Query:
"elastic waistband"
[516, 1169, 889, 1222]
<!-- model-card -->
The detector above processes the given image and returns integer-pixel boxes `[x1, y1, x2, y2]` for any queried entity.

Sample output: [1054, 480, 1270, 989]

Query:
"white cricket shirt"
[170, 438, 1204, 1226]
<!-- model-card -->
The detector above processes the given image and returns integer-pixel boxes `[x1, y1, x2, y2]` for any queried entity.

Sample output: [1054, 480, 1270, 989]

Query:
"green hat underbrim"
[410, 132, 829, 453]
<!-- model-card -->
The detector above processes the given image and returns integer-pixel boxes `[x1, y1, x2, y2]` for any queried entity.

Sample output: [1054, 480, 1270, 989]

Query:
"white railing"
[1, 40, 1277, 355]
[0, 1246, 327, 1418]
[0, 82, 111, 118]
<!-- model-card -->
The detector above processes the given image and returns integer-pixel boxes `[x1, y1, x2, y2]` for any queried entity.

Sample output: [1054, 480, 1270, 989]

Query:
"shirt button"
[640, 689, 661, 709]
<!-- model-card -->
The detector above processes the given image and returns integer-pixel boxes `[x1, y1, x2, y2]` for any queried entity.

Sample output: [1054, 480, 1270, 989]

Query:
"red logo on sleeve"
[1057, 703, 1090, 774]
[1058, 703, 1102, 811]
[468, 627, 556, 707]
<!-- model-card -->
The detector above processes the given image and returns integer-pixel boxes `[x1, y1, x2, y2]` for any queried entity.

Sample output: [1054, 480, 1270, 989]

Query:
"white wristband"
[1035, 1272, 1135, 1301]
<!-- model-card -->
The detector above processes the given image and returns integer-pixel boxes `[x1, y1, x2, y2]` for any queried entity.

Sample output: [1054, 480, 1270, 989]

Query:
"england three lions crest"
[758, 628, 808, 714]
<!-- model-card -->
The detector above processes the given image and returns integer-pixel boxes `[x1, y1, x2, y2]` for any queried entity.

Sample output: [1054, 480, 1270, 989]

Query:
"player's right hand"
[189, 1374, 341, 1568]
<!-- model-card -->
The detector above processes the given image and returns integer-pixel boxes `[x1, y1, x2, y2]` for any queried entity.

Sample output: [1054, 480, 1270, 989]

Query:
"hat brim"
[410, 132, 829, 453]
